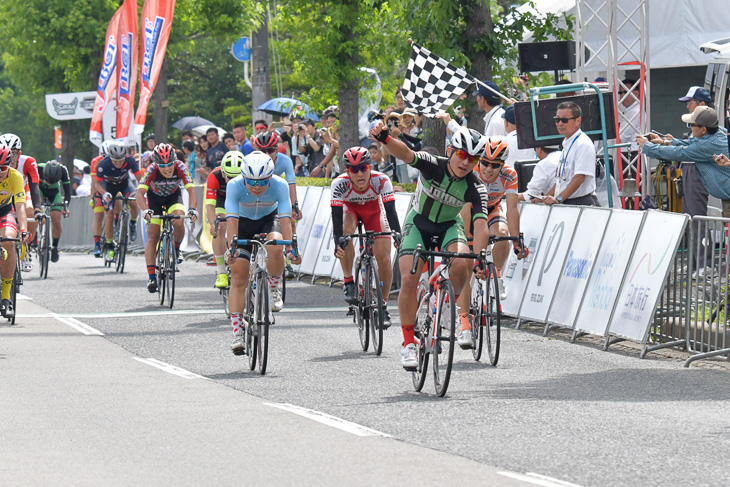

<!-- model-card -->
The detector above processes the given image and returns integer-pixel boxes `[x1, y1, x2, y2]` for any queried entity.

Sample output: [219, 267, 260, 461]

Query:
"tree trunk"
[61, 121, 76, 176]
[252, 17, 272, 126]
[337, 0, 360, 171]
[153, 58, 169, 143]
[464, 1, 494, 135]
[421, 117, 447, 155]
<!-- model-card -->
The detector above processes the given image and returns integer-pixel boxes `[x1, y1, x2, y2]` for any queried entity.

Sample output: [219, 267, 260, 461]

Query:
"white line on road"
[498, 472, 584, 487]
[265, 402, 391, 438]
[17, 306, 343, 320]
[51, 314, 104, 336]
[133, 357, 208, 380]
[17, 293, 33, 300]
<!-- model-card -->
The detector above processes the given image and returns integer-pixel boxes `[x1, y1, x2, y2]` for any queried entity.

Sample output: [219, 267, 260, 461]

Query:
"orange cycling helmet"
[0, 145, 11, 167]
[481, 137, 509, 162]
[343, 146, 371, 167]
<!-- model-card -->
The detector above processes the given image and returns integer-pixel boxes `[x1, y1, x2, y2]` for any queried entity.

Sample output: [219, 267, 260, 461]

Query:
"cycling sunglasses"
[347, 164, 371, 174]
[0, 164, 10, 173]
[480, 159, 504, 169]
[158, 161, 175, 168]
[245, 177, 271, 188]
[255, 125, 267, 131]
[111, 157, 125, 163]
[454, 149, 479, 163]
[261, 148, 277, 154]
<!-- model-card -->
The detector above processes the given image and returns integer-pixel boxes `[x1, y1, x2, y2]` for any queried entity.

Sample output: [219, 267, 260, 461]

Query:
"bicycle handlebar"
[338, 231, 395, 250]
[230, 234, 299, 258]
[150, 214, 189, 220]
[410, 244, 489, 275]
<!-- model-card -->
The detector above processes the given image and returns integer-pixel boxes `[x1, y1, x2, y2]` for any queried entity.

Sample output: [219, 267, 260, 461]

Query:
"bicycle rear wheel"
[485, 262, 501, 366]
[433, 279, 456, 397]
[368, 261, 384, 356]
[246, 284, 258, 371]
[354, 261, 369, 352]
[166, 232, 176, 309]
[42, 216, 50, 279]
[157, 238, 166, 306]
[221, 267, 231, 317]
[470, 276, 485, 361]
[411, 281, 430, 392]
[256, 272, 270, 375]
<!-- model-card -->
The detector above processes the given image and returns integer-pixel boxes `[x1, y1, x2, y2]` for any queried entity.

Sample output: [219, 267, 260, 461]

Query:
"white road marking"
[18, 307, 344, 320]
[17, 293, 33, 300]
[264, 402, 391, 438]
[133, 357, 207, 380]
[51, 314, 104, 336]
[498, 472, 584, 487]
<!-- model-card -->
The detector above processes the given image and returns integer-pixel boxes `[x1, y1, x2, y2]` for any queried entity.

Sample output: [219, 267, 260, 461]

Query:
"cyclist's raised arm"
[505, 192, 520, 241]
[60, 165, 72, 207]
[371, 122, 415, 164]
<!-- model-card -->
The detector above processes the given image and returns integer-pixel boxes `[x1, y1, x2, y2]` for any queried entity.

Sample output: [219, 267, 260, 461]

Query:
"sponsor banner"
[115, 0, 138, 141]
[298, 188, 330, 275]
[134, 0, 176, 135]
[46, 91, 97, 121]
[607, 211, 688, 342]
[520, 205, 582, 322]
[500, 203, 551, 317]
[90, 8, 123, 146]
[547, 207, 611, 328]
[291, 186, 319, 273]
[574, 209, 646, 337]
[313, 217, 338, 278]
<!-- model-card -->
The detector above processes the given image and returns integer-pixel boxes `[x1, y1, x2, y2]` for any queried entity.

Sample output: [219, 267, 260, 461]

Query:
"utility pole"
[252, 18, 271, 124]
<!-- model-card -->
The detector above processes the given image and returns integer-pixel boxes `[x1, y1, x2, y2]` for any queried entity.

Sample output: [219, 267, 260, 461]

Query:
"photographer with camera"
[311, 108, 339, 178]
[297, 118, 326, 178]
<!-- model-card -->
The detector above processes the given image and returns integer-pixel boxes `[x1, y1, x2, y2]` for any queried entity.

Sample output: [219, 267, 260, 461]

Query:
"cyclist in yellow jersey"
[0, 146, 28, 317]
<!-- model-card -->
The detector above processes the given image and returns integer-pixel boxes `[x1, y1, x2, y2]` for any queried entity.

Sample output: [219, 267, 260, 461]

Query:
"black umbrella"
[172, 116, 215, 132]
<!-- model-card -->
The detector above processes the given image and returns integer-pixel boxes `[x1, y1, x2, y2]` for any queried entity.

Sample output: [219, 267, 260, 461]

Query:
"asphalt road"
[4, 252, 730, 487]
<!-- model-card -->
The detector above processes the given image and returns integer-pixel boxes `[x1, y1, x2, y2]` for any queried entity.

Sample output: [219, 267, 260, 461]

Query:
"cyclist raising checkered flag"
[400, 39, 511, 116]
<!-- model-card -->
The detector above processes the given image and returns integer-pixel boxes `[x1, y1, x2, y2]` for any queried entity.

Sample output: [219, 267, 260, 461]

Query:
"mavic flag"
[89, 7, 123, 147]
[115, 0, 138, 141]
[400, 43, 475, 117]
[134, 0, 176, 135]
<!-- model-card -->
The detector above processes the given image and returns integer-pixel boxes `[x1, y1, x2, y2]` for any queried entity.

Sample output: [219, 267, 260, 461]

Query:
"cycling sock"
[402, 324, 415, 345]
[268, 274, 282, 290]
[216, 256, 225, 275]
[147, 265, 156, 279]
[94, 235, 101, 245]
[106, 238, 114, 245]
[230, 312, 243, 334]
[344, 276, 354, 284]
[130, 218, 136, 225]
[496, 267, 502, 277]
[459, 313, 471, 332]
[1, 278, 12, 300]
[52, 237, 59, 248]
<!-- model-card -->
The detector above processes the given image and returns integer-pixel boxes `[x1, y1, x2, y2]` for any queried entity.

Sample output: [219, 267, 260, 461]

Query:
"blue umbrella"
[257, 97, 320, 121]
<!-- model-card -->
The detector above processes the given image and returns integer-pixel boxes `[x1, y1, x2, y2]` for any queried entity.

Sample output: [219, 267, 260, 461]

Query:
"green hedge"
[296, 177, 416, 193]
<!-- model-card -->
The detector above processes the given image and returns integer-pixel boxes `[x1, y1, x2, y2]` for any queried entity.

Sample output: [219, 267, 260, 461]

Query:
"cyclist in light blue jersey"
[225, 151, 301, 355]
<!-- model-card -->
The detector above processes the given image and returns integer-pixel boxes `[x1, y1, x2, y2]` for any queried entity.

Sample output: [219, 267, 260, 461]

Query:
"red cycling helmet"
[343, 146, 371, 167]
[153, 143, 175, 165]
[254, 131, 280, 151]
[0, 145, 12, 167]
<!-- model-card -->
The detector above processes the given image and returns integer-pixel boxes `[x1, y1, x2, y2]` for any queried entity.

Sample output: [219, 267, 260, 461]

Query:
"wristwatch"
[556, 195, 564, 204]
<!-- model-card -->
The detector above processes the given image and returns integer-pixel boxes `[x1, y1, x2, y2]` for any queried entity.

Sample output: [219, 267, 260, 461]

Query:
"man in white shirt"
[543, 101, 599, 206]
[502, 106, 536, 166]
[441, 81, 508, 139]
[518, 145, 560, 203]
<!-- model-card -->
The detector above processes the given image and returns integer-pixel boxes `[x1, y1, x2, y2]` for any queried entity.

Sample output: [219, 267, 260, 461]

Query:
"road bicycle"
[103, 195, 134, 273]
[152, 214, 188, 309]
[409, 240, 493, 397]
[339, 231, 393, 356]
[0, 236, 22, 325]
[35, 199, 52, 279]
[213, 215, 232, 318]
[230, 233, 297, 375]
[469, 234, 525, 365]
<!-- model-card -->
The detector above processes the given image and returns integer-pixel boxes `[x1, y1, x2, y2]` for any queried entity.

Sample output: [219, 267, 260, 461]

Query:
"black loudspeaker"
[518, 41, 576, 73]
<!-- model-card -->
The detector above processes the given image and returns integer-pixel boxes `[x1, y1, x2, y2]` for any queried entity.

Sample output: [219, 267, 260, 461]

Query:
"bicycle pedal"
[403, 365, 417, 372]
[232, 348, 246, 356]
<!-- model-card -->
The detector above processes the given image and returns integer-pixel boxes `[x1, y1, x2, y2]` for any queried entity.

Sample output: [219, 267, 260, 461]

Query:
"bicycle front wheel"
[256, 272, 270, 375]
[42, 216, 50, 279]
[411, 281, 430, 392]
[116, 213, 128, 274]
[470, 275, 485, 361]
[166, 233, 176, 309]
[354, 261, 369, 352]
[246, 283, 258, 371]
[485, 262, 501, 366]
[433, 279, 456, 397]
[368, 261, 384, 356]
[157, 238, 166, 306]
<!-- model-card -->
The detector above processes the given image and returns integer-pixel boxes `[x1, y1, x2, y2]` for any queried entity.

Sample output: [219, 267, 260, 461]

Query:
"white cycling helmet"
[100, 141, 112, 157]
[242, 150, 274, 180]
[1, 133, 21, 151]
[450, 127, 486, 157]
[107, 140, 126, 159]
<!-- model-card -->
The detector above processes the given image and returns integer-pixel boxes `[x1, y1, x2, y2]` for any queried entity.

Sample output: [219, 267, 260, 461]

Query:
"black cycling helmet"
[43, 161, 65, 185]
[254, 131, 280, 151]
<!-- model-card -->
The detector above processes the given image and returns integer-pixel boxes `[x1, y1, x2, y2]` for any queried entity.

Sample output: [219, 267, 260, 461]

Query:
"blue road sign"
[231, 37, 251, 63]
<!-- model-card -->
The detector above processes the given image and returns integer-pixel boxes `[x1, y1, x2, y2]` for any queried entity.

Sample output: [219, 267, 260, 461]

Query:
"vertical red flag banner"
[115, 0, 139, 141]
[89, 8, 123, 147]
[134, 0, 176, 135]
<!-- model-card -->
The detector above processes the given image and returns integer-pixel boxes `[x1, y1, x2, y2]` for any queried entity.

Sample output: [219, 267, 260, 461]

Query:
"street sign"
[231, 36, 251, 63]
[45, 91, 97, 120]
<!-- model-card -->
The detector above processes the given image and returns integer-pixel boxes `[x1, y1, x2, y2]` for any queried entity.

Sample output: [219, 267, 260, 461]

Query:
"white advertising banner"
[607, 211, 688, 342]
[500, 204, 551, 317]
[574, 210, 646, 337]
[45, 91, 97, 121]
[299, 188, 331, 276]
[547, 207, 611, 328]
[312, 217, 338, 278]
[519, 205, 582, 322]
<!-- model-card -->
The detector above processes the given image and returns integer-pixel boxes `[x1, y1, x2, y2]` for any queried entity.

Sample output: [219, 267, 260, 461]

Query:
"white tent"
[521, 0, 729, 69]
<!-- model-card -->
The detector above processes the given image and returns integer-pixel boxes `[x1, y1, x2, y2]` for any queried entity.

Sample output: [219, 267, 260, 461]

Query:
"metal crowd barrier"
[684, 216, 730, 366]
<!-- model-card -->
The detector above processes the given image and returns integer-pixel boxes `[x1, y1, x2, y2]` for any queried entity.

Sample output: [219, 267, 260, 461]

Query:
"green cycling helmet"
[221, 150, 245, 178]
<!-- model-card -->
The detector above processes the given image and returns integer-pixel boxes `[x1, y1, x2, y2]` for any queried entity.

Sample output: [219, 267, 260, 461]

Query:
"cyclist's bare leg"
[373, 237, 393, 297]
[212, 221, 227, 261]
[129, 200, 139, 219]
[265, 231, 285, 278]
[340, 213, 358, 279]
[0, 226, 17, 280]
[51, 210, 62, 239]
[103, 210, 115, 241]
[398, 254, 423, 345]
[145, 223, 161, 267]
[92, 210, 104, 237]
[491, 221, 510, 270]
[446, 240, 471, 297]
[229, 258, 251, 313]
[170, 209, 185, 244]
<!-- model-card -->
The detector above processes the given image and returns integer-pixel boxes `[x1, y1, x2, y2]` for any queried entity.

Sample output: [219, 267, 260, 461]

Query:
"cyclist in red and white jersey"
[330, 146, 402, 327]
[457, 137, 525, 348]
[2, 133, 41, 272]
[90, 141, 110, 257]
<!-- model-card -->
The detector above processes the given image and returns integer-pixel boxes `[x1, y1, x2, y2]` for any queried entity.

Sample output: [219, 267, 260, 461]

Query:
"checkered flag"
[401, 43, 475, 117]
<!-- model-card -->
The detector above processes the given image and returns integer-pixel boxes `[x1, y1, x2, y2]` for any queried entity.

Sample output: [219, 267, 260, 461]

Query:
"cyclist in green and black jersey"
[371, 122, 490, 370]
[38, 160, 71, 262]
